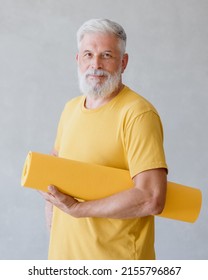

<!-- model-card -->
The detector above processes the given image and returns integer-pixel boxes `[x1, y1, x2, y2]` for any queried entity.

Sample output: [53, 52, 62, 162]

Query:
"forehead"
[79, 32, 120, 53]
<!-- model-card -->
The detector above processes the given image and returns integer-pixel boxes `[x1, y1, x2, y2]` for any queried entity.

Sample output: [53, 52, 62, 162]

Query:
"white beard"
[78, 68, 122, 98]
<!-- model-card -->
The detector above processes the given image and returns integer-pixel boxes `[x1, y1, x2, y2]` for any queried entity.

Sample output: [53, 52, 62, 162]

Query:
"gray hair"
[77, 18, 127, 54]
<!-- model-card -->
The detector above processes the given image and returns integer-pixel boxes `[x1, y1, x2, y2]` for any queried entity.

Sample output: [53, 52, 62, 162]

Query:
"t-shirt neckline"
[81, 86, 128, 113]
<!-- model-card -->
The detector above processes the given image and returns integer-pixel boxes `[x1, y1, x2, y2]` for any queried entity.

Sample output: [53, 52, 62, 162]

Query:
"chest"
[59, 110, 128, 169]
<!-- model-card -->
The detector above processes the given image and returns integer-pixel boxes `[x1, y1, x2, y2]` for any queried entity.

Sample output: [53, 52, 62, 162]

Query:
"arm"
[44, 167, 167, 219]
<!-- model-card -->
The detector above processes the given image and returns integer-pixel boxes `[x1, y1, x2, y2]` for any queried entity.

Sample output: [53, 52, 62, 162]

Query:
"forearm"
[74, 187, 159, 219]
[73, 168, 167, 219]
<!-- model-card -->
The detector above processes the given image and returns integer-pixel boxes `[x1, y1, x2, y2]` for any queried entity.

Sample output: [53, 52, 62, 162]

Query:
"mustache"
[85, 69, 110, 78]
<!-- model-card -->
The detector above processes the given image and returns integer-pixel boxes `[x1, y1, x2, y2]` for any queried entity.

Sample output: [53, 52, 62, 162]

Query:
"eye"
[102, 52, 112, 59]
[84, 52, 93, 59]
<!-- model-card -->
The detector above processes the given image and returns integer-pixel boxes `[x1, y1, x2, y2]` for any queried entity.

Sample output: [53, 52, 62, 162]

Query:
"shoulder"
[58, 95, 84, 123]
[119, 86, 159, 118]
[64, 95, 84, 110]
[59, 95, 84, 117]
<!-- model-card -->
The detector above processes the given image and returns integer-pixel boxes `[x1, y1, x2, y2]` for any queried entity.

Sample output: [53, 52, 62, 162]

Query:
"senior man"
[42, 18, 168, 260]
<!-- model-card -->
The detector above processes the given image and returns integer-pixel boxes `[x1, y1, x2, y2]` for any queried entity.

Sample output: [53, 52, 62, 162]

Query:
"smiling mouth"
[85, 69, 109, 78]
[86, 73, 108, 82]
[88, 74, 105, 78]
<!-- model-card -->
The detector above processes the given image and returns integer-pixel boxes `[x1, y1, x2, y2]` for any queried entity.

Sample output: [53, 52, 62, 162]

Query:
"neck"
[84, 83, 124, 109]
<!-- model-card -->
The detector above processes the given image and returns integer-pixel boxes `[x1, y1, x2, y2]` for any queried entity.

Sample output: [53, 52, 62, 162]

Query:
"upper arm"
[124, 111, 168, 178]
[133, 168, 167, 214]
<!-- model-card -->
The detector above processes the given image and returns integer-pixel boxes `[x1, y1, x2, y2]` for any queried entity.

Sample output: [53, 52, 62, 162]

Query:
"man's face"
[76, 32, 128, 97]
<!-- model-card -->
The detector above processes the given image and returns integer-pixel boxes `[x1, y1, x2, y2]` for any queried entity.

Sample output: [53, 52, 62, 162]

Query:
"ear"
[76, 53, 79, 63]
[121, 53, 128, 73]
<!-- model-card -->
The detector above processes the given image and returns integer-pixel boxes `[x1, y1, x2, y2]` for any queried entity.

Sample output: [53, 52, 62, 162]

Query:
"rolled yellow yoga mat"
[21, 151, 202, 223]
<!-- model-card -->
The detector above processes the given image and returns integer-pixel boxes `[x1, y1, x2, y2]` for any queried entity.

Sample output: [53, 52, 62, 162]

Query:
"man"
[42, 18, 168, 260]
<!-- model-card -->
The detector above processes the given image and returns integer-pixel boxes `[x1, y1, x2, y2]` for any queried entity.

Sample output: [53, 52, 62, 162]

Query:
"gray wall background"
[0, 0, 207, 260]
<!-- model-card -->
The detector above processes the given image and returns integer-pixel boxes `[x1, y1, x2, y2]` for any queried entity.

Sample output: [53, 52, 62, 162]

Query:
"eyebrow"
[83, 50, 113, 53]
[83, 50, 92, 53]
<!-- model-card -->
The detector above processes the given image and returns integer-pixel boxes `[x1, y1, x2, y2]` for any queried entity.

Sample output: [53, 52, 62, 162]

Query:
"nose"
[90, 55, 103, 69]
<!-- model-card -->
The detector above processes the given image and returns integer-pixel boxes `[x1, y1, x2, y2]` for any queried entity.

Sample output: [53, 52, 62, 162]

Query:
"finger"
[37, 190, 47, 197]
[48, 185, 68, 203]
[38, 190, 48, 200]
[38, 188, 55, 202]
[38, 187, 55, 197]
[48, 185, 59, 196]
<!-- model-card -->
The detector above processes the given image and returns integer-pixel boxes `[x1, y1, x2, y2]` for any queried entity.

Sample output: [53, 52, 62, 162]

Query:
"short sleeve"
[124, 110, 168, 178]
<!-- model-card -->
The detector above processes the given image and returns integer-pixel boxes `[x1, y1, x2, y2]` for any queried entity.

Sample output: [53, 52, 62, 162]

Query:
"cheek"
[78, 62, 88, 74]
[101, 63, 119, 75]
[77, 56, 88, 71]
[110, 65, 122, 75]
[110, 60, 123, 72]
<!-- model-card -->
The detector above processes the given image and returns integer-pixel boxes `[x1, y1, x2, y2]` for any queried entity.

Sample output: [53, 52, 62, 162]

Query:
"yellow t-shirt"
[48, 86, 167, 260]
